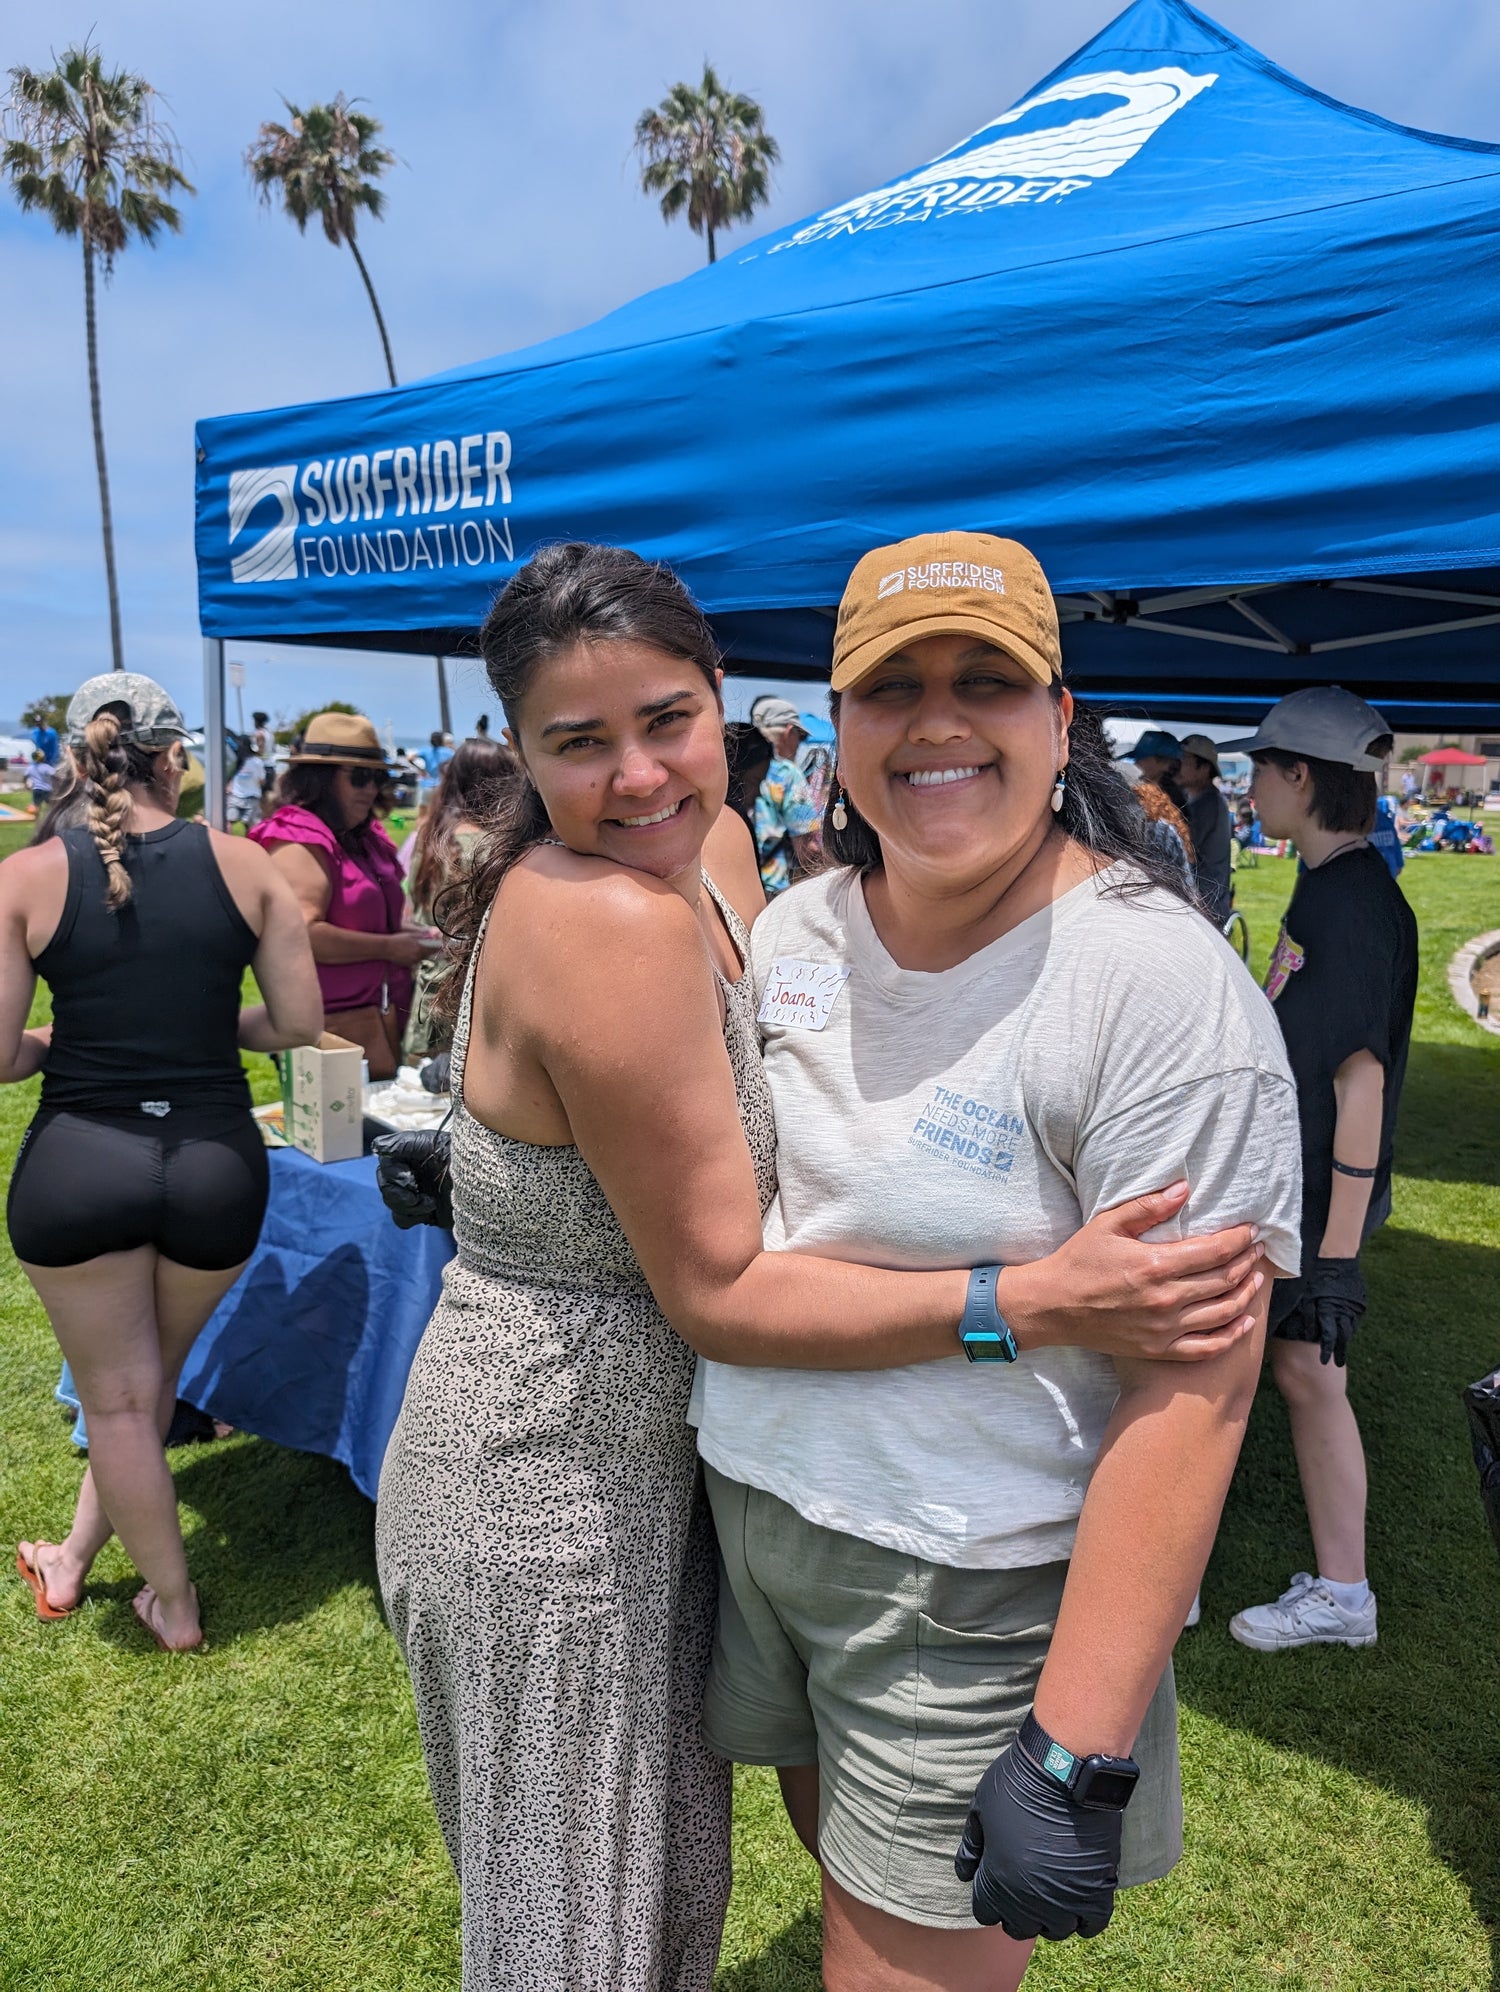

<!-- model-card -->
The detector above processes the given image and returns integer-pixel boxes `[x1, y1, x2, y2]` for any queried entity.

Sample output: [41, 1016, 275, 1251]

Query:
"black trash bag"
[1463, 1366, 1500, 1564]
[373, 1126, 454, 1232]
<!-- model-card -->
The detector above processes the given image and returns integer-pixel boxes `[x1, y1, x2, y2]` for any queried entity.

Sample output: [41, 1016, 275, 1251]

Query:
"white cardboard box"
[280, 1033, 363, 1164]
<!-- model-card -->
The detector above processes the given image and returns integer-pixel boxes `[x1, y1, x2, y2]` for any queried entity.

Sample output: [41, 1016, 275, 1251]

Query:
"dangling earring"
[1050, 771, 1066, 814]
[831, 789, 849, 832]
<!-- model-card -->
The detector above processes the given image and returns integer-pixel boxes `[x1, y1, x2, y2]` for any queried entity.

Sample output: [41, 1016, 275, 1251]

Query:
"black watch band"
[1018, 1710, 1140, 1812]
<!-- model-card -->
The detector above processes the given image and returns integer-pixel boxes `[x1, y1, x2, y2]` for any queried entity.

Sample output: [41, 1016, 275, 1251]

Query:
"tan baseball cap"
[831, 531, 1061, 694]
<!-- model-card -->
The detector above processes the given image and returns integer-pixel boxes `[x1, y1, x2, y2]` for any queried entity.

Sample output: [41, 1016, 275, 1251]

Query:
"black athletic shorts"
[7, 1105, 269, 1271]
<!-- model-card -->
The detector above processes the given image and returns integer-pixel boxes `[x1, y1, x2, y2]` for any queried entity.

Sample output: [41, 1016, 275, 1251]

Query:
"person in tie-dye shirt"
[750, 697, 824, 894]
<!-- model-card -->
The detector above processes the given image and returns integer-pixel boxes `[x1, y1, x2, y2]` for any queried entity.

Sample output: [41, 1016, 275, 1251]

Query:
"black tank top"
[36, 822, 258, 1114]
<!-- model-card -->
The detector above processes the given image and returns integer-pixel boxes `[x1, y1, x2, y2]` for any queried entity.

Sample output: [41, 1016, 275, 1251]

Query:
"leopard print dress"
[376, 875, 775, 1992]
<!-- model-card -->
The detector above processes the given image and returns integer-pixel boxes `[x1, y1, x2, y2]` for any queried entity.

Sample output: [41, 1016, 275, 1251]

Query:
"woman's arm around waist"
[479, 858, 1262, 1371]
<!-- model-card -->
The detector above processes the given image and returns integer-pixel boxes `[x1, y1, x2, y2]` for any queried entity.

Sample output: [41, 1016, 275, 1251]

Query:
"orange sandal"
[15, 1544, 76, 1621]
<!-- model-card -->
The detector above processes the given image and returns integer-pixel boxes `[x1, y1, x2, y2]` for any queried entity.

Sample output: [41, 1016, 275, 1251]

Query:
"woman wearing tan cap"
[373, 542, 1270, 1990]
[252, 712, 439, 1077]
[693, 532, 1304, 1987]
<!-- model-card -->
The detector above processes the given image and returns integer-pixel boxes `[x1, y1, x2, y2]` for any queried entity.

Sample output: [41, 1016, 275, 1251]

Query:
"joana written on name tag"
[758, 958, 852, 1031]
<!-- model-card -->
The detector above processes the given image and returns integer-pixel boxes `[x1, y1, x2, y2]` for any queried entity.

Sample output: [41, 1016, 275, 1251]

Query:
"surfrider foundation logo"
[772, 66, 1217, 249]
[226, 430, 514, 586]
[229, 466, 298, 583]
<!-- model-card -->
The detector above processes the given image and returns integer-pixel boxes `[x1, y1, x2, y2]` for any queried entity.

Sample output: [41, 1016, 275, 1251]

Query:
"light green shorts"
[702, 1463, 1183, 1930]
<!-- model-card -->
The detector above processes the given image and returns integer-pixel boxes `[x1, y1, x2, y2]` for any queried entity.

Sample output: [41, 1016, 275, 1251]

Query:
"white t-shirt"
[691, 864, 1302, 1569]
[229, 755, 266, 799]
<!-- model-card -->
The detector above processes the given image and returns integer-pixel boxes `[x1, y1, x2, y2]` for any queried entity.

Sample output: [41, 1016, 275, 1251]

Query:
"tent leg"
[203, 636, 226, 829]
[435, 654, 452, 737]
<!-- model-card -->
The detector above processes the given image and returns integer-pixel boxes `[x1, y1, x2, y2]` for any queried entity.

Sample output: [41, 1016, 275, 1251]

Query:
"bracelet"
[1331, 1159, 1377, 1179]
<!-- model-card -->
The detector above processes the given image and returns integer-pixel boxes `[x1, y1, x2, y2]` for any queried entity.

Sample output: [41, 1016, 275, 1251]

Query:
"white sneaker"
[1229, 1571, 1377, 1652]
[1182, 1590, 1201, 1629]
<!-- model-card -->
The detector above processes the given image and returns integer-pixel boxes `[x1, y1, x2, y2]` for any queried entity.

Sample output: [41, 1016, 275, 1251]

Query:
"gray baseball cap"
[1221, 686, 1391, 772]
[751, 696, 805, 742]
[67, 672, 194, 749]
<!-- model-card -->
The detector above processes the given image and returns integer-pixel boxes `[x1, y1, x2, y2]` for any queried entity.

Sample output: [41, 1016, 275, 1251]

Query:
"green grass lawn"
[1, 842, 1496, 1990]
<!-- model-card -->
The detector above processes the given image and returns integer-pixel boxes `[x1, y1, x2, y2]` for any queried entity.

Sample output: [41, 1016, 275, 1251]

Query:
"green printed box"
[282, 1032, 362, 1164]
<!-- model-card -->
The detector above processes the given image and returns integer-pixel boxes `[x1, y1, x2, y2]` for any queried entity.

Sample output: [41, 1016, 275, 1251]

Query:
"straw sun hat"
[287, 712, 389, 767]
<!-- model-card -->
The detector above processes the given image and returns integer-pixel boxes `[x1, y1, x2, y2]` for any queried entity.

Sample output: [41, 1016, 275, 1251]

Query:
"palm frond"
[632, 60, 778, 253]
[245, 91, 396, 251]
[3, 39, 194, 273]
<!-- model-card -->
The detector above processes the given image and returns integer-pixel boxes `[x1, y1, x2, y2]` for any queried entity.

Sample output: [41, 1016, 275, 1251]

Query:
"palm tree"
[247, 96, 452, 731]
[635, 64, 779, 265]
[3, 44, 193, 674]
[245, 94, 399, 387]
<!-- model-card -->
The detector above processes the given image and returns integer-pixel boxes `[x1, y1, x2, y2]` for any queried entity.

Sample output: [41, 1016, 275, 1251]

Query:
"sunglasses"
[343, 766, 382, 790]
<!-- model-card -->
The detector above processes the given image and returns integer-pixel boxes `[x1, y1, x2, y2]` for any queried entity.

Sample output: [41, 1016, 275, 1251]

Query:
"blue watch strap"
[959, 1264, 1018, 1363]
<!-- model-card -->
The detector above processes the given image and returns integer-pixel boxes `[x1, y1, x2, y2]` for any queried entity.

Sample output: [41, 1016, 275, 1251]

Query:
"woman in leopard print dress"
[375, 546, 1258, 1990]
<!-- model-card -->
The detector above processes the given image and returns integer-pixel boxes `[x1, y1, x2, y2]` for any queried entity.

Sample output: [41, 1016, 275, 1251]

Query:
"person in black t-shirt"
[1219, 688, 1416, 1654]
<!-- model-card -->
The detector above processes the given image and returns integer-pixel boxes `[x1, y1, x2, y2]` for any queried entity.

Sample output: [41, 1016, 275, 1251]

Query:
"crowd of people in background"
[1, 538, 1428, 1991]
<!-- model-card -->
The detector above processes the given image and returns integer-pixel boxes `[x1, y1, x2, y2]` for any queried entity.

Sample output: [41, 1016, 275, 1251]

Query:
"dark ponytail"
[433, 543, 723, 1019]
[824, 681, 1205, 911]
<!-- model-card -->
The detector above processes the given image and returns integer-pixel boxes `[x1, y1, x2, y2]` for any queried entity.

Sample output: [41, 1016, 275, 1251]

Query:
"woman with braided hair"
[3, 674, 322, 1651]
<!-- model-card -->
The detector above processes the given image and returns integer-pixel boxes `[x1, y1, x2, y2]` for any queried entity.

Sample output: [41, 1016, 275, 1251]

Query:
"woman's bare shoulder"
[701, 807, 766, 928]
[207, 827, 275, 880]
[0, 839, 67, 900]
[493, 844, 701, 957]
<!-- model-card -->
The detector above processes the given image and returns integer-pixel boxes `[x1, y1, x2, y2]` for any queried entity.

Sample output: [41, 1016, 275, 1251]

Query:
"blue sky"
[4, 0, 1499, 738]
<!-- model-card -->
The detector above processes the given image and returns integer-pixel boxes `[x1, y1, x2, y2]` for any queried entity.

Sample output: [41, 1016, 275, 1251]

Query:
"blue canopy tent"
[195, 0, 1500, 816]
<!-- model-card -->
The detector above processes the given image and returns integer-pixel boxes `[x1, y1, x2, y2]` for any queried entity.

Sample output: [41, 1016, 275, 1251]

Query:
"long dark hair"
[272, 758, 394, 845]
[825, 681, 1203, 909]
[434, 543, 723, 1018]
[410, 735, 519, 914]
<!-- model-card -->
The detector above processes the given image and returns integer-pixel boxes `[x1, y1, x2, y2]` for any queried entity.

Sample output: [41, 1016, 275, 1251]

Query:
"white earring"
[831, 790, 849, 832]
[1050, 772, 1066, 814]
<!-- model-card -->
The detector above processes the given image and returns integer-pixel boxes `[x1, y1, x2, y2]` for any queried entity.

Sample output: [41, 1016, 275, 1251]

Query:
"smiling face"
[835, 633, 1070, 887]
[507, 639, 726, 881]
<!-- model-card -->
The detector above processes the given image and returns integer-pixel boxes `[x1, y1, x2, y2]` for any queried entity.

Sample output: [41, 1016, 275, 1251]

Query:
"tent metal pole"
[203, 636, 226, 829]
[435, 654, 452, 737]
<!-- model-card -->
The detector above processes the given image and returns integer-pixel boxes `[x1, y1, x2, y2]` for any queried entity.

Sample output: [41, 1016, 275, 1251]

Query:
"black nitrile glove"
[954, 1735, 1122, 1941]
[373, 1128, 453, 1231]
[418, 1051, 452, 1096]
[1304, 1256, 1366, 1367]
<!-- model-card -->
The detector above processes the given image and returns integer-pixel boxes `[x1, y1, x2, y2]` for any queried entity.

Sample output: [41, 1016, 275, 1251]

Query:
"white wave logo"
[774, 66, 1217, 248]
[229, 465, 299, 583]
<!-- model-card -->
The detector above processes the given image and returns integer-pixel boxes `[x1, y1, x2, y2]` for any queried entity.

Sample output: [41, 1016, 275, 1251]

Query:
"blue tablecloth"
[171, 1146, 453, 1498]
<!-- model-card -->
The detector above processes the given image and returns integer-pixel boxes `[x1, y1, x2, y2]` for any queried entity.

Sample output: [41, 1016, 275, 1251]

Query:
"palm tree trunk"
[341, 235, 450, 731]
[706, 217, 717, 264]
[84, 237, 125, 672]
[346, 233, 398, 389]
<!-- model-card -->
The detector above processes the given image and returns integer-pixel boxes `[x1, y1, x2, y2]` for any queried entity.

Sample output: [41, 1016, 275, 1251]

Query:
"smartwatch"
[959, 1264, 1018, 1364]
[1018, 1709, 1140, 1812]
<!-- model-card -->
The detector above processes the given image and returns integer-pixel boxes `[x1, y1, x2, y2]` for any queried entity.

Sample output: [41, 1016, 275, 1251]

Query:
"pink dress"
[252, 804, 414, 1021]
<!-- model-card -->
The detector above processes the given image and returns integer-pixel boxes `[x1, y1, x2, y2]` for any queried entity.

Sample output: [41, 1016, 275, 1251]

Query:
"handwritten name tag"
[758, 958, 852, 1031]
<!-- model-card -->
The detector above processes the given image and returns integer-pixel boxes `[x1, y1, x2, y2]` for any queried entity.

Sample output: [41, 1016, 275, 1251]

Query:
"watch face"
[1076, 1762, 1139, 1811]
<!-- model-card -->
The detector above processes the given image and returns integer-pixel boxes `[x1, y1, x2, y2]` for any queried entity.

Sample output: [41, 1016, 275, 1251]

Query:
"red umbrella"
[1417, 748, 1487, 766]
